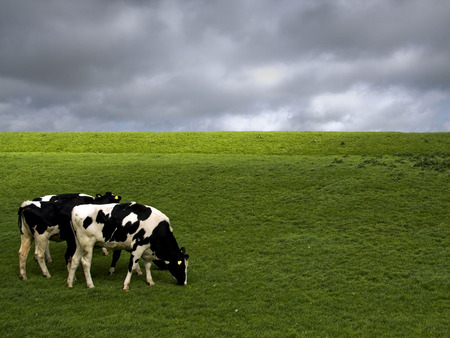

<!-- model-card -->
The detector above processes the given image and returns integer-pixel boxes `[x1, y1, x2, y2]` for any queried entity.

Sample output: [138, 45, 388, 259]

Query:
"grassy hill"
[1, 131, 448, 155]
[0, 132, 448, 336]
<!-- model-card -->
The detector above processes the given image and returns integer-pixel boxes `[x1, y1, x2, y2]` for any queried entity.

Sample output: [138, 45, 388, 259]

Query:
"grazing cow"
[68, 202, 189, 290]
[18, 192, 121, 280]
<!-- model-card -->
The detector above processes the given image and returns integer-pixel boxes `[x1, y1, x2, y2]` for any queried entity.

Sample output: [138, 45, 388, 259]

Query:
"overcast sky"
[1, 0, 449, 132]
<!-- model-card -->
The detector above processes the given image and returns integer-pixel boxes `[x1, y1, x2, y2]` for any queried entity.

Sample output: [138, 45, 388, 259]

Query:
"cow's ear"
[114, 195, 119, 200]
[96, 194, 102, 198]
[184, 254, 189, 260]
[180, 247, 186, 255]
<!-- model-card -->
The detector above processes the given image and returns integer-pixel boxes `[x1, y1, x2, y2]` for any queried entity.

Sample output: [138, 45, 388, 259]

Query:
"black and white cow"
[18, 192, 121, 280]
[68, 202, 189, 290]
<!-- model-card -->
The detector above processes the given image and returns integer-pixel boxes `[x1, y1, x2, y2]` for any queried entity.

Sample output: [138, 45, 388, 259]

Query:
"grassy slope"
[1, 131, 448, 155]
[0, 132, 448, 337]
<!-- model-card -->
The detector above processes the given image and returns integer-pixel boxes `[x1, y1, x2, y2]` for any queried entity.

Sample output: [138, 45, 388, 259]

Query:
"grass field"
[0, 132, 448, 336]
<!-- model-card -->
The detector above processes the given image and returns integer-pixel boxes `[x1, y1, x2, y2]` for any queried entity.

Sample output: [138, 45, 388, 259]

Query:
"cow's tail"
[18, 206, 24, 235]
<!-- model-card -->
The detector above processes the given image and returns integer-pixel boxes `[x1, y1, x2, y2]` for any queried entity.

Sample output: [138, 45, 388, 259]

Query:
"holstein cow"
[18, 192, 121, 280]
[68, 202, 189, 290]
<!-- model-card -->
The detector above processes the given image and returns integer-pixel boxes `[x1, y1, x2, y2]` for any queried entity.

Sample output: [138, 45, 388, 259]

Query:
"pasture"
[0, 132, 448, 336]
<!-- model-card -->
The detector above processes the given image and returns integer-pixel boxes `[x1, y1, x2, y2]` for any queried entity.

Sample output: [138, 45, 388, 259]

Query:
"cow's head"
[167, 247, 189, 285]
[95, 192, 121, 203]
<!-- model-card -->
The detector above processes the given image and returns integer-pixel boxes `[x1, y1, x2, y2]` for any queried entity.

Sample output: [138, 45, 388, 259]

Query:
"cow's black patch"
[149, 220, 189, 285]
[128, 203, 152, 221]
[21, 203, 60, 235]
[83, 216, 93, 229]
[96, 210, 108, 224]
[98, 203, 152, 243]
[131, 228, 151, 250]
[149, 221, 181, 260]
[48, 193, 84, 202]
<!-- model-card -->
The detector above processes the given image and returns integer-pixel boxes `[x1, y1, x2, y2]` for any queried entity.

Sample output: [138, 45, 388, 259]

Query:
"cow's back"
[34, 193, 93, 202]
[71, 203, 170, 248]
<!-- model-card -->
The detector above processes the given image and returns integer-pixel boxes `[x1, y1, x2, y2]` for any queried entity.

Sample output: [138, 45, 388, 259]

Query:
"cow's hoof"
[19, 275, 27, 281]
[43, 274, 51, 278]
[146, 281, 155, 286]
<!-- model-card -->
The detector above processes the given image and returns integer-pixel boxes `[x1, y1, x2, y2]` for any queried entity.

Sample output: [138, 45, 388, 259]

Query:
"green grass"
[0, 132, 449, 336]
[1, 131, 448, 155]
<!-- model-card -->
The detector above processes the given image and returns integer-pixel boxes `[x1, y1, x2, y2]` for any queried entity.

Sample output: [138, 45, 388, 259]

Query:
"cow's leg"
[80, 245, 95, 288]
[34, 234, 51, 278]
[67, 245, 82, 287]
[123, 248, 145, 291]
[109, 250, 122, 275]
[144, 260, 154, 286]
[45, 242, 52, 264]
[142, 250, 155, 286]
[109, 250, 142, 276]
[65, 236, 77, 274]
[135, 263, 143, 275]
[18, 233, 33, 280]
[122, 258, 135, 291]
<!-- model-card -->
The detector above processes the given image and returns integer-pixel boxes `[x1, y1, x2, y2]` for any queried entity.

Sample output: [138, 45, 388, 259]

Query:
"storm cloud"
[1, 0, 449, 132]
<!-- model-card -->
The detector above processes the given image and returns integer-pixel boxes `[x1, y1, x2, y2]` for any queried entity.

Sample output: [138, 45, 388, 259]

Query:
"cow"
[18, 192, 121, 280]
[67, 202, 189, 290]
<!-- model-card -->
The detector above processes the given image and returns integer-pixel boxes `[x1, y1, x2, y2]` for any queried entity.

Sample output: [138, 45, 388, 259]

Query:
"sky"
[1, 0, 449, 132]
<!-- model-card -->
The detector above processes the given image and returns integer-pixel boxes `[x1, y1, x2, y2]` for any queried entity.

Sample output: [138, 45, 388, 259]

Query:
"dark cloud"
[0, 0, 449, 132]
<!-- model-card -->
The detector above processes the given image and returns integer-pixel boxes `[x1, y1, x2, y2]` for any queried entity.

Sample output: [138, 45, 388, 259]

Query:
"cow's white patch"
[40, 195, 54, 202]
[122, 212, 138, 226]
[46, 225, 60, 238]
[20, 200, 40, 208]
